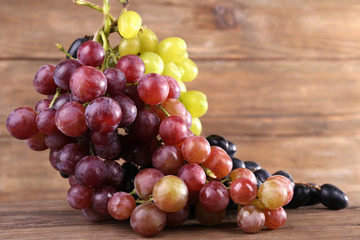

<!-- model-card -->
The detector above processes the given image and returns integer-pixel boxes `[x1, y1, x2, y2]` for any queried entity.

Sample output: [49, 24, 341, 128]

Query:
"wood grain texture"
[1, 0, 360, 239]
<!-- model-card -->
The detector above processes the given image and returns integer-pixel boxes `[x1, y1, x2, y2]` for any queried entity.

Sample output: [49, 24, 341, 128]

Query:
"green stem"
[73, 0, 115, 22]
[157, 105, 171, 117]
[55, 43, 74, 59]
[129, 189, 137, 195]
[49, 88, 62, 108]
[221, 177, 231, 184]
[89, 141, 95, 156]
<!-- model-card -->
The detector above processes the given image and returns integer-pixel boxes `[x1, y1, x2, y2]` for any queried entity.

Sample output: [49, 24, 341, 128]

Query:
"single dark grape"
[320, 183, 348, 210]
[244, 161, 261, 171]
[305, 183, 321, 206]
[67, 36, 91, 59]
[254, 169, 271, 184]
[206, 134, 228, 151]
[226, 140, 237, 157]
[284, 183, 310, 209]
[231, 157, 246, 170]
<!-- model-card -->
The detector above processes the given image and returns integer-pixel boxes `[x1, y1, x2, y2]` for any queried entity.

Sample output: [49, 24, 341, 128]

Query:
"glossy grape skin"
[267, 175, 294, 205]
[140, 52, 164, 74]
[177, 163, 206, 194]
[199, 181, 229, 213]
[107, 192, 136, 220]
[151, 98, 186, 121]
[85, 97, 122, 133]
[77, 40, 105, 67]
[226, 140, 237, 157]
[231, 157, 246, 170]
[202, 146, 233, 179]
[159, 116, 188, 145]
[56, 143, 87, 175]
[103, 160, 124, 190]
[285, 183, 310, 209]
[35, 99, 51, 112]
[164, 75, 181, 99]
[229, 167, 258, 186]
[33, 64, 57, 95]
[162, 63, 182, 82]
[54, 59, 82, 90]
[113, 94, 137, 127]
[91, 186, 116, 216]
[67, 184, 94, 209]
[104, 68, 126, 96]
[137, 73, 169, 105]
[118, 11, 142, 39]
[158, 37, 187, 63]
[116, 54, 145, 84]
[25, 131, 48, 151]
[70, 66, 107, 102]
[176, 58, 198, 82]
[133, 108, 160, 141]
[75, 156, 107, 189]
[153, 175, 189, 213]
[181, 90, 208, 118]
[230, 177, 257, 205]
[6, 107, 38, 140]
[118, 36, 140, 57]
[134, 168, 164, 200]
[264, 207, 287, 230]
[181, 136, 210, 164]
[138, 28, 158, 53]
[206, 134, 228, 151]
[166, 205, 190, 227]
[237, 205, 265, 233]
[258, 179, 288, 209]
[130, 202, 166, 237]
[55, 101, 87, 137]
[36, 108, 59, 135]
[195, 202, 226, 226]
[152, 145, 183, 175]
[320, 183, 348, 210]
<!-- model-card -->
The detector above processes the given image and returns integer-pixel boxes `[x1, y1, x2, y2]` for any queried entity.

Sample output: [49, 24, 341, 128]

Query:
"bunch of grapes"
[5, 0, 348, 238]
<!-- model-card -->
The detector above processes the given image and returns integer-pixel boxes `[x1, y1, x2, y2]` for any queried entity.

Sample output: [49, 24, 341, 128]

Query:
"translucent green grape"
[118, 36, 140, 57]
[138, 28, 158, 53]
[162, 63, 182, 81]
[158, 37, 187, 63]
[176, 58, 198, 82]
[140, 52, 164, 74]
[118, 11, 142, 39]
[181, 90, 208, 118]
[177, 80, 187, 93]
[191, 117, 202, 136]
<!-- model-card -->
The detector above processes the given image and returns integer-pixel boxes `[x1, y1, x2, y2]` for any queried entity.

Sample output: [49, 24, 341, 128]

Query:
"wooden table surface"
[1, 0, 359, 239]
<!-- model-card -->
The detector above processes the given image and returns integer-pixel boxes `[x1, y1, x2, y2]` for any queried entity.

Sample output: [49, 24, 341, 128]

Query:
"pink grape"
[55, 101, 88, 137]
[107, 192, 136, 220]
[181, 136, 211, 164]
[237, 205, 265, 233]
[116, 54, 145, 84]
[229, 177, 257, 205]
[36, 108, 60, 135]
[113, 94, 137, 127]
[134, 168, 164, 200]
[229, 167, 257, 186]
[75, 156, 107, 189]
[104, 68, 126, 96]
[54, 59, 82, 90]
[67, 184, 94, 209]
[199, 181, 229, 213]
[264, 207, 287, 230]
[164, 75, 181, 99]
[137, 73, 169, 105]
[202, 146, 233, 179]
[77, 40, 105, 67]
[159, 115, 187, 145]
[6, 107, 38, 140]
[152, 145, 184, 175]
[70, 66, 107, 102]
[177, 163, 206, 194]
[33, 64, 57, 95]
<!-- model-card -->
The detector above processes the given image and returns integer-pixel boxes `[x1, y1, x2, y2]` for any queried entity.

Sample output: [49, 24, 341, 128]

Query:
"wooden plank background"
[0, 0, 359, 239]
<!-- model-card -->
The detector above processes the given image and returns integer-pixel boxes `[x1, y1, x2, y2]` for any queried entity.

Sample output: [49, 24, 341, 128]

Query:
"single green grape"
[177, 80, 187, 93]
[118, 11, 142, 39]
[138, 28, 158, 53]
[181, 90, 208, 118]
[118, 36, 140, 57]
[176, 58, 198, 82]
[162, 63, 182, 81]
[191, 117, 202, 136]
[140, 52, 164, 74]
[158, 37, 187, 63]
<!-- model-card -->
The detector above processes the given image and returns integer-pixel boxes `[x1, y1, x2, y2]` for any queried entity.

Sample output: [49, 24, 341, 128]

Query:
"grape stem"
[129, 189, 137, 195]
[157, 105, 171, 117]
[221, 177, 231, 184]
[73, 0, 115, 22]
[55, 43, 75, 59]
[48, 88, 62, 108]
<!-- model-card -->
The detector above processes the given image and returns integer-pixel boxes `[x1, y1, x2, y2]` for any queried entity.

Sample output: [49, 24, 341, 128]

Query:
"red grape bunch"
[5, 0, 348, 238]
